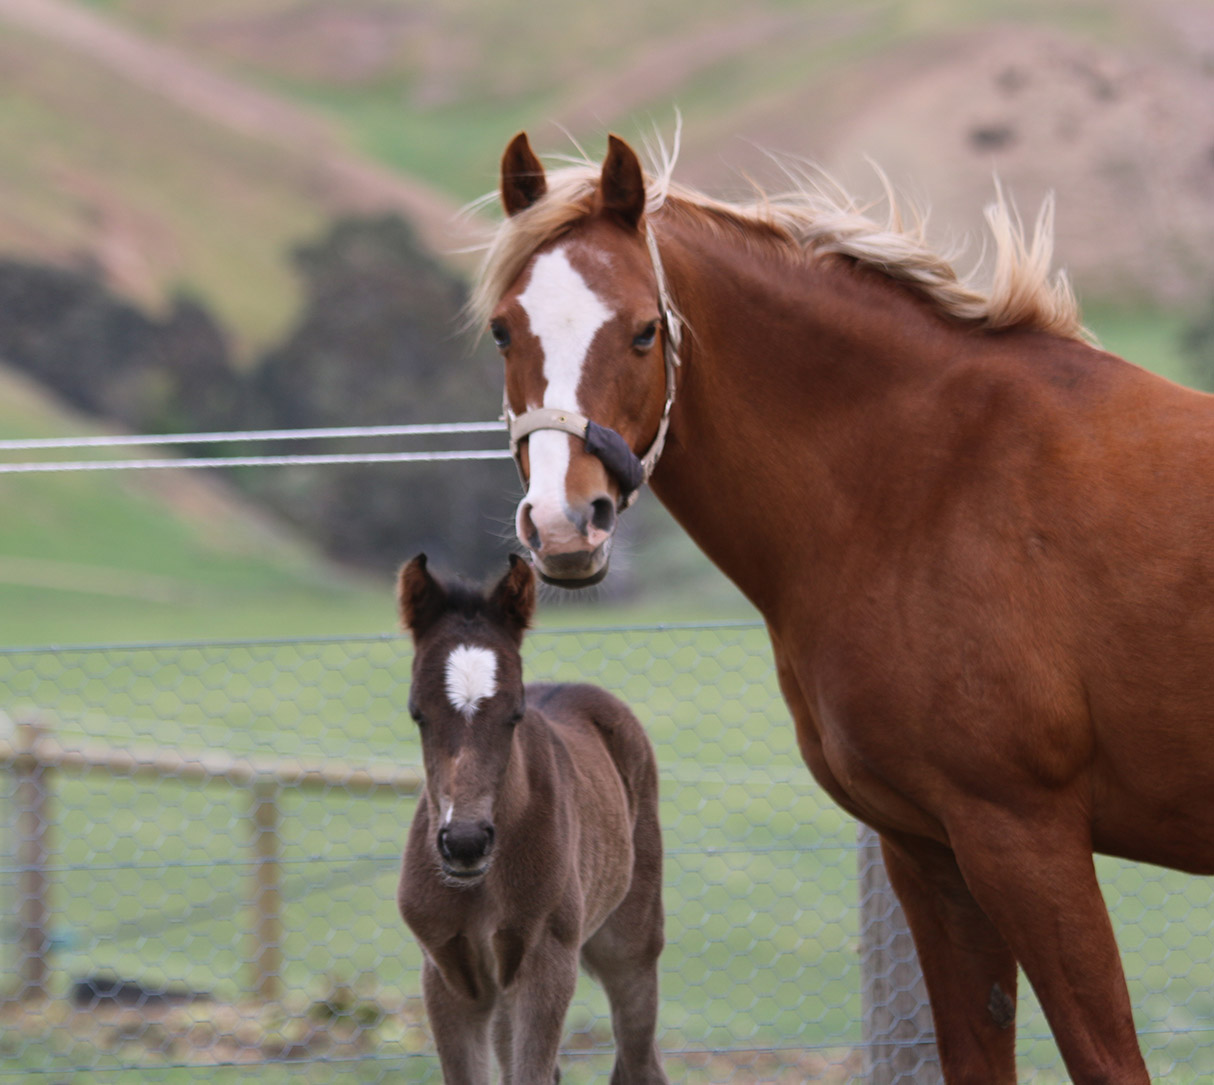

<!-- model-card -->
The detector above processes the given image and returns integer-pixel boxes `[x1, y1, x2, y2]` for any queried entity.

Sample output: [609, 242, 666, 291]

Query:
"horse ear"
[600, 134, 645, 229]
[398, 554, 447, 641]
[501, 132, 547, 216]
[490, 554, 536, 640]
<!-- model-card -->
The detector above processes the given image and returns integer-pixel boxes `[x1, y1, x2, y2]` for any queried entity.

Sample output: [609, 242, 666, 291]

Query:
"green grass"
[0, 368, 400, 647]
[2, 625, 1213, 1081]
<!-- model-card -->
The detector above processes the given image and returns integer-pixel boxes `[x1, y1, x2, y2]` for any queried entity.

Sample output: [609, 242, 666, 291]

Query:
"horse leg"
[492, 1006, 516, 1085]
[581, 781, 668, 1084]
[947, 809, 1150, 1084]
[879, 831, 1018, 1084]
[503, 933, 579, 1084]
[421, 957, 493, 1085]
[582, 912, 668, 1084]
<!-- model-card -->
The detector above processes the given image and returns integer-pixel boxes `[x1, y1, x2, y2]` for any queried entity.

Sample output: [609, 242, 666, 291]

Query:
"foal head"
[398, 554, 535, 886]
[485, 133, 673, 587]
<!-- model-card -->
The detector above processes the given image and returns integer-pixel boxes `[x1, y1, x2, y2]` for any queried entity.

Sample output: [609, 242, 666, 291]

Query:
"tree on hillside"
[0, 260, 240, 433]
[243, 214, 518, 577]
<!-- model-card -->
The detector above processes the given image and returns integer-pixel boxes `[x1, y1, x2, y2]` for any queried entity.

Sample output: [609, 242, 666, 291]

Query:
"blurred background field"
[2, 2, 1214, 1081]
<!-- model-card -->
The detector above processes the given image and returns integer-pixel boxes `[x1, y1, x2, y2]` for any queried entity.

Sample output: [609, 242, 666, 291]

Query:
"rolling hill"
[0, 0, 1210, 642]
[38, 0, 1214, 311]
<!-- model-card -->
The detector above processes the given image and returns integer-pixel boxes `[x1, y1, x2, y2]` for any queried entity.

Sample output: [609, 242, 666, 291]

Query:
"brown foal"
[396, 554, 668, 1084]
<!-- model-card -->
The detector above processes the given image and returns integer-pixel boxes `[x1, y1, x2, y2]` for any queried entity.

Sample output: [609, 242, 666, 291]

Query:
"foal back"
[529, 681, 664, 935]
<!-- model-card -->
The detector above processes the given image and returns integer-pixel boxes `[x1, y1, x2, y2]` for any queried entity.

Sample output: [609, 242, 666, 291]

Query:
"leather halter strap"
[503, 226, 682, 510]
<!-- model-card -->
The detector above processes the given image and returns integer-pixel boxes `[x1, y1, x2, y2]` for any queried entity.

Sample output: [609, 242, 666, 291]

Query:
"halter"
[503, 226, 682, 510]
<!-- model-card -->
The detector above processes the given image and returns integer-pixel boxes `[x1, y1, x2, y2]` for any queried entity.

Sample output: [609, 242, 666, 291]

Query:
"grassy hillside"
[68, 0, 1150, 197]
[0, 0, 1206, 650]
[0, 359, 759, 647]
[0, 22, 328, 353]
[0, 366, 403, 645]
[5, 0, 1208, 339]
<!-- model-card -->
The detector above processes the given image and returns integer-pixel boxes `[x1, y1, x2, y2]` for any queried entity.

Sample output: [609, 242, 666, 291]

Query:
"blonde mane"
[469, 145, 1088, 343]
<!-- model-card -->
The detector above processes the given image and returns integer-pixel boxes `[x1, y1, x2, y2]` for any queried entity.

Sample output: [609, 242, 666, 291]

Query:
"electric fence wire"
[0, 420, 510, 473]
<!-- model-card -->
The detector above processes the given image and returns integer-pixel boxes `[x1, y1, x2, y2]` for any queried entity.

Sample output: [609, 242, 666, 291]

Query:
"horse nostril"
[590, 497, 616, 534]
[518, 502, 542, 552]
[440, 819, 495, 864]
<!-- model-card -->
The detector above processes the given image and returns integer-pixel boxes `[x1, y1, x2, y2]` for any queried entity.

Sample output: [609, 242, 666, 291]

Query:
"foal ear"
[501, 132, 547, 216]
[600, 134, 645, 229]
[397, 554, 448, 641]
[490, 554, 536, 641]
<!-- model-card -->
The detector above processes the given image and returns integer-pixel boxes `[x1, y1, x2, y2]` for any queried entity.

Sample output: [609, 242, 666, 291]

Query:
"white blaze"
[445, 644, 498, 718]
[517, 247, 612, 513]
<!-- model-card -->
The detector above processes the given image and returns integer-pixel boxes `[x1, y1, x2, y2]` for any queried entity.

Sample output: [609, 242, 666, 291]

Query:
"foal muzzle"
[438, 819, 495, 881]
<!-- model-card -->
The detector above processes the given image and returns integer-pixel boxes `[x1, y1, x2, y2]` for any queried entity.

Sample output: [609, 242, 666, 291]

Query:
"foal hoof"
[553, 1067, 560, 1084]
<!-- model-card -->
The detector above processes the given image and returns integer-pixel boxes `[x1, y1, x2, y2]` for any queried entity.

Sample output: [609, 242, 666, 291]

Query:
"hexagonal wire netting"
[1, 626, 1212, 1083]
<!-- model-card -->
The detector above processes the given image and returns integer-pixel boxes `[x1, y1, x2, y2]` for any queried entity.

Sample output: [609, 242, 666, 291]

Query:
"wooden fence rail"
[1, 711, 422, 1003]
[2, 711, 941, 1082]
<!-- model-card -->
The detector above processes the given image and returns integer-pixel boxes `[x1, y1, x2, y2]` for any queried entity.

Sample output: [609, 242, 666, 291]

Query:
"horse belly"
[1090, 725, 1214, 874]
[577, 793, 635, 937]
[562, 735, 636, 937]
[1083, 627, 1214, 873]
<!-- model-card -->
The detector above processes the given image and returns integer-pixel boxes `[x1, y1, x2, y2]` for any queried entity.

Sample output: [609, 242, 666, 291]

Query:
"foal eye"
[490, 321, 511, 350]
[632, 321, 658, 350]
[409, 706, 427, 728]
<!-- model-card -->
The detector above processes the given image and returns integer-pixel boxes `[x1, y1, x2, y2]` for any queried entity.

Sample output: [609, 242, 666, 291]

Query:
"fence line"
[0, 449, 512, 474]
[0, 418, 513, 473]
[0, 421, 503, 452]
[3, 712, 423, 1003]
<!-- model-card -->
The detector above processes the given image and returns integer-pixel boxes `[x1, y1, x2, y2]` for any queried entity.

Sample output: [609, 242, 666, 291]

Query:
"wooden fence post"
[13, 716, 51, 1000]
[250, 777, 282, 1003]
[858, 823, 941, 1084]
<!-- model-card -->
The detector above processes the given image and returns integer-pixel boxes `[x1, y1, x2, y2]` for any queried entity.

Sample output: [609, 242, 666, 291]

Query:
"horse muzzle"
[517, 493, 615, 589]
[437, 819, 495, 884]
[529, 544, 612, 589]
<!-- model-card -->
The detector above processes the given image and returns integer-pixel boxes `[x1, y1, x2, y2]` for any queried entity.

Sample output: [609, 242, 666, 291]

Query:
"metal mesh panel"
[1, 626, 1212, 1082]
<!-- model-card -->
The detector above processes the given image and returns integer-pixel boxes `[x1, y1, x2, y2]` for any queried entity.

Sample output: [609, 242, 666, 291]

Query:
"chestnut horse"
[469, 131, 1214, 1083]
[396, 554, 667, 1085]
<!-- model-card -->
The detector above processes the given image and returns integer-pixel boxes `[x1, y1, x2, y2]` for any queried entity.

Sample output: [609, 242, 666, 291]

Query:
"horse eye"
[490, 321, 511, 350]
[409, 706, 426, 728]
[633, 321, 658, 350]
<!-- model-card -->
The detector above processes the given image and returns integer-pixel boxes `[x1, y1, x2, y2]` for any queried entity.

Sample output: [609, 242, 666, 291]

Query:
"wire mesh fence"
[1, 624, 1212, 1082]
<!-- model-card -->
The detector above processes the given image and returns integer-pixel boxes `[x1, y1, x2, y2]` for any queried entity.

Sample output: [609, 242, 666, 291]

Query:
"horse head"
[397, 553, 534, 885]
[488, 133, 677, 588]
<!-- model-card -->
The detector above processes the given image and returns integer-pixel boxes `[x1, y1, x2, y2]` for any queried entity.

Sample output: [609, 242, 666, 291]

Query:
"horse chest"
[771, 632, 954, 840]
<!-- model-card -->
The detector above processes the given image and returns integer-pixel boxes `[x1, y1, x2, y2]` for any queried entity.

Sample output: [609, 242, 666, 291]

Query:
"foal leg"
[503, 933, 580, 1084]
[879, 831, 1018, 1084]
[421, 958, 492, 1085]
[581, 788, 668, 1084]
[948, 809, 1150, 1084]
[582, 921, 668, 1084]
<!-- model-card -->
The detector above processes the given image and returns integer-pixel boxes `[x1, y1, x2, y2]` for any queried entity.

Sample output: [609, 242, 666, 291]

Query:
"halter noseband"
[503, 227, 682, 511]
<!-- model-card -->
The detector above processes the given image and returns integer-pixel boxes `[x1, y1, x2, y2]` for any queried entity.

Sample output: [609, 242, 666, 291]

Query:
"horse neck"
[650, 214, 956, 620]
